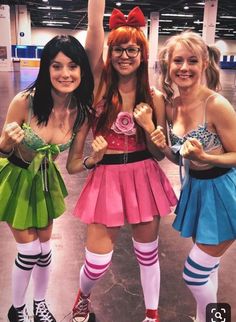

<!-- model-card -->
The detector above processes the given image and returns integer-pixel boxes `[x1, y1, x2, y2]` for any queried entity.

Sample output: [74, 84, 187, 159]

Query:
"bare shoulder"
[208, 92, 235, 115]
[10, 91, 30, 107]
[7, 91, 30, 122]
[207, 92, 236, 127]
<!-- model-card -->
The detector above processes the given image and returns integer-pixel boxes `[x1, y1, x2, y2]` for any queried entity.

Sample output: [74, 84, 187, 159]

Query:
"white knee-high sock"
[33, 240, 52, 302]
[183, 244, 221, 322]
[209, 262, 220, 294]
[12, 239, 41, 308]
[80, 248, 113, 296]
[133, 238, 160, 310]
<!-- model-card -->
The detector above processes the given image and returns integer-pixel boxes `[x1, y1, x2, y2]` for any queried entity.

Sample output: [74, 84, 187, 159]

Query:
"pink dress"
[73, 100, 177, 226]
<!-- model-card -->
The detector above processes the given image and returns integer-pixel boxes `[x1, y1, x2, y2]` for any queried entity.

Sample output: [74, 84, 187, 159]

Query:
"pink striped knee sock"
[80, 248, 113, 296]
[133, 238, 160, 312]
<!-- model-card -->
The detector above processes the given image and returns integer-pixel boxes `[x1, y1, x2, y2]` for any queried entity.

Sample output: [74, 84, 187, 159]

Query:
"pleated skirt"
[173, 168, 236, 245]
[74, 158, 177, 227]
[0, 157, 68, 229]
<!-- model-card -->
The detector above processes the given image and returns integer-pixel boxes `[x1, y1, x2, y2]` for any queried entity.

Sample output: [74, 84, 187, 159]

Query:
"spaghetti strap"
[27, 94, 34, 125]
[203, 93, 217, 125]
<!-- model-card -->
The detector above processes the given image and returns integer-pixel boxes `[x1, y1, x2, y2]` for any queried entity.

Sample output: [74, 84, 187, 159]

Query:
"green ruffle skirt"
[0, 156, 68, 229]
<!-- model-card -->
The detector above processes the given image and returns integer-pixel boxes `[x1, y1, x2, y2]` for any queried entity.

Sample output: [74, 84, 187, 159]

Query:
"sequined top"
[21, 95, 74, 154]
[93, 99, 146, 152]
[22, 123, 74, 154]
[169, 94, 222, 153]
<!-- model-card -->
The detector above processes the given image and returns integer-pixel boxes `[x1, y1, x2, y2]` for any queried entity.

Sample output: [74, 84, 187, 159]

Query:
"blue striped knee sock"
[183, 244, 220, 322]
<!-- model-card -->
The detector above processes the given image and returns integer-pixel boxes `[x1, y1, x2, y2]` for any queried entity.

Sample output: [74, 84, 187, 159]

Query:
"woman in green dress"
[0, 35, 93, 322]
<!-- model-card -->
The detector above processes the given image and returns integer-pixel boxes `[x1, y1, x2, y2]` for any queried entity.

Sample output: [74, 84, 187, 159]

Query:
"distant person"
[66, 1, 177, 322]
[135, 31, 236, 322]
[0, 35, 93, 322]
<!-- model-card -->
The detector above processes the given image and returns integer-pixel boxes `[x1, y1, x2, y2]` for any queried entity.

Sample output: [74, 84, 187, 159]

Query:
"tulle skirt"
[74, 158, 177, 227]
[0, 157, 67, 229]
[173, 168, 236, 245]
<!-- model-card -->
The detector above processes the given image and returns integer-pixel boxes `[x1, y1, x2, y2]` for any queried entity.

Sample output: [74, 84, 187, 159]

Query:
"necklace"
[52, 96, 72, 130]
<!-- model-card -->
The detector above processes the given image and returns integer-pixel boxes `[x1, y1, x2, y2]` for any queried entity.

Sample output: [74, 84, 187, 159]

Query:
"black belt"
[8, 154, 48, 170]
[189, 166, 231, 179]
[8, 154, 30, 169]
[98, 150, 152, 165]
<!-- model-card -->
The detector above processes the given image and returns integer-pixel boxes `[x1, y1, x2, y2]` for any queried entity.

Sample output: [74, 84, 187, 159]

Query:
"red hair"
[95, 26, 154, 136]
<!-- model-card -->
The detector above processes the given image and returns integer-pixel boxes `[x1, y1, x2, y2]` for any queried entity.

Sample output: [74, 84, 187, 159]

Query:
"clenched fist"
[1, 122, 24, 151]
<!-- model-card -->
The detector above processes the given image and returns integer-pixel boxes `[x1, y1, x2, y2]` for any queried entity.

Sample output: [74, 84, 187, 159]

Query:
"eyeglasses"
[111, 46, 141, 58]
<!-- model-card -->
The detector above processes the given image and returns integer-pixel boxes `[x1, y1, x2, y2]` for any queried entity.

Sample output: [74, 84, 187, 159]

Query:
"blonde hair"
[159, 31, 221, 102]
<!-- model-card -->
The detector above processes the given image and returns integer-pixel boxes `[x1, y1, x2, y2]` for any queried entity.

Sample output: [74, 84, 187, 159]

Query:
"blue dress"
[169, 94, 236, 245]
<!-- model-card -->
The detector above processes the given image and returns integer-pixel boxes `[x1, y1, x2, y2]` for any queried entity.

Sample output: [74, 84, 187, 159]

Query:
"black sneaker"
[33, 300, 56, 322]
[8, 305, 31, 322]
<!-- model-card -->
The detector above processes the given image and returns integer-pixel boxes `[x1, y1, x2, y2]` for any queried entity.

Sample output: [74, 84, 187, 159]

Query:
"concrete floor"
[0, 68, 235, 322]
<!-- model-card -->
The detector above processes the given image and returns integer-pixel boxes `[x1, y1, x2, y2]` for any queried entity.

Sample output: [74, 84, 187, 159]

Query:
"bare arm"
[181, 95, 236, 167]
[85, 0, 105, 87]
[150, 90, 180, 165]
[66, 122, 108, 174]
[66, 122, 91, 174]
[134, 89, 167, 161]
[0, 93, 26, 154]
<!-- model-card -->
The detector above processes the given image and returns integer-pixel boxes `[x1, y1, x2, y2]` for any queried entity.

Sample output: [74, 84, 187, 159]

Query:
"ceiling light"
[46, 24, 63, 27]
[37, 6, 63, 10]
[116, 2, 122, 6]
[194, 20, 219, 25]
[38, 6, 50, 9]
[42, 21, 70, 24]
[184, 5, 189, 10]
[176, 26, 195, 29]
[219, 15, 236, 19]
[51, 7, 63, 10]
[163, 28, 184, 31]
[161, 13, 193, 17]
[216, 28, 233, 31]
[196, 2, 205, 5]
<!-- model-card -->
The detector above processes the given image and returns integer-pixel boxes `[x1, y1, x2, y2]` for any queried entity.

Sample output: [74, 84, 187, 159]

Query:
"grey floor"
[0, 68, 235, 322]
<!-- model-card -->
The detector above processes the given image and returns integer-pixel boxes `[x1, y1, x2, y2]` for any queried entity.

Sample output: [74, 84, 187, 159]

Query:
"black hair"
[25, 35, 94, 129]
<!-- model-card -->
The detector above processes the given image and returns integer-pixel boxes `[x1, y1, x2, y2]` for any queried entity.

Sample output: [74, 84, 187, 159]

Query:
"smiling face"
[49, 51, 81, 95]
[169, 42, 206, 90]
[110, 41, 142, 78]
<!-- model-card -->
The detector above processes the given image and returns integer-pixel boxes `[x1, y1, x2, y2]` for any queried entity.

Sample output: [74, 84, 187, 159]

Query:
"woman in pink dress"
[67, 1, 177, 321]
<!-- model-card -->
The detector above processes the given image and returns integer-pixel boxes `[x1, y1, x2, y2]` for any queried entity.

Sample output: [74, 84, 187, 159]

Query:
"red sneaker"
[72, 291, 92, 322]
[142, 309, 160, 322]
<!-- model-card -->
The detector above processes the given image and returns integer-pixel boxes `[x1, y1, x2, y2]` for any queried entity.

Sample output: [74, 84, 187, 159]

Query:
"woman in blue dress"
[134, 31, 236, 322]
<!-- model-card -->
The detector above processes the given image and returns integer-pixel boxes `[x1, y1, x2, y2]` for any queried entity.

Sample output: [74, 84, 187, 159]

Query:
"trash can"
[12, 58, 20, 71]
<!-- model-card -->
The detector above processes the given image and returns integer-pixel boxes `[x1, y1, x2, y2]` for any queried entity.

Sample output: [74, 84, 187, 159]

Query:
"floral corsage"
[111, 112, 136, 136]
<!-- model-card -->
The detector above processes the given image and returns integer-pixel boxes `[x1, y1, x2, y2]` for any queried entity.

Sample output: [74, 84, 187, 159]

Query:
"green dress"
[0, 122, 74, 230]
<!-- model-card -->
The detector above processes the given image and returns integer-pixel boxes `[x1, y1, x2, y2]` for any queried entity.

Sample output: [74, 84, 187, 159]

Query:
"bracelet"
[83, 156, 96, 170]
[0, 147, 14, 158]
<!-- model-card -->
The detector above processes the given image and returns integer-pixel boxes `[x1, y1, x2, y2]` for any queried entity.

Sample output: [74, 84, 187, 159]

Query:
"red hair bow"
[109, 6, 146, 30]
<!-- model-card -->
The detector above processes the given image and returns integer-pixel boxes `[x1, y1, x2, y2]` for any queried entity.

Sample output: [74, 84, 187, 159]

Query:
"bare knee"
[197, 239, 234, 257]
[86, 224, 120, 253]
